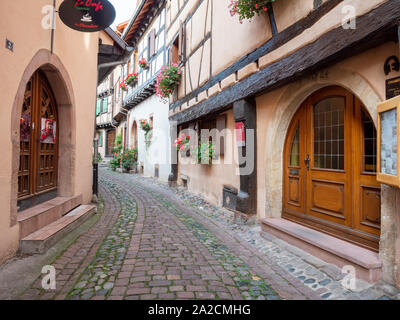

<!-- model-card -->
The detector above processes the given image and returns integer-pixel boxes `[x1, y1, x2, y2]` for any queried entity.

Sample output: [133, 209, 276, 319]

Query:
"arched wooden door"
[18, 71, 58, 201]
[283, 86, 381, 251]
[131, 121, 138, 148]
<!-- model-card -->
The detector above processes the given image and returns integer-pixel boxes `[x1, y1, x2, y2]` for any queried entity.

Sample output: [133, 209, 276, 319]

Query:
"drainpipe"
[93, 48, 134, 199]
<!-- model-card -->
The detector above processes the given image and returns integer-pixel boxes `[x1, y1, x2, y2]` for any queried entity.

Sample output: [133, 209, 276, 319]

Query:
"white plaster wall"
[128, 95, 171, 182]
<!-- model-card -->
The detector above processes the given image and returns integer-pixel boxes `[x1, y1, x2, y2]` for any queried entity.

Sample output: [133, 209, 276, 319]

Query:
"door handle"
[304, 154, 310, 171]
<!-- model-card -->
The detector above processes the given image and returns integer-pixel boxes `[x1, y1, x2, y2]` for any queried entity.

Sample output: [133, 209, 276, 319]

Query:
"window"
[170, 22, 185, 65]
[313, 97, 345, 170]
[171, 37, 180, 65]
[289, 125, 300, 167]
[362, 109, 377, 173]
[148, 29, 156, 60]
[96, 99, 102, 115]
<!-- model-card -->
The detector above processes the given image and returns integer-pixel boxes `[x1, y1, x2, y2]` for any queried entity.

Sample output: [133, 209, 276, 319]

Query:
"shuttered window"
[96, 99, 102, 115]
[99, 131, 103, 147]
[148, 29, 156, 59]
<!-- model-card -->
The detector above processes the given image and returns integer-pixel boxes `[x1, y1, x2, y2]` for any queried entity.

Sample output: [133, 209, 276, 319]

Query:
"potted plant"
[120, 80, 128, 92]
[110, 152, 121, 171]
[229, 0, 272, 23]
[192, 141, 216, 165]
[125, 72, 138, 87]
[139, 119, 153, 149]
[121, 147, 138, 173]
[139, 57, 149, 69]
[174, 133, 190, 156]
[155, 63, 182, 102]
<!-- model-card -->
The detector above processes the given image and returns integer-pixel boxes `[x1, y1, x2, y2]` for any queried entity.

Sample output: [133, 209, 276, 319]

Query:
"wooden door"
[18, 71, 58, 199]
[106, 129, 116, 156]
[283, 86, 381, 251]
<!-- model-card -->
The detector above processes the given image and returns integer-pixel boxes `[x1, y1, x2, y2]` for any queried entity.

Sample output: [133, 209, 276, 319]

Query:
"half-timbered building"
[120, 0, 172, 181]
[167, 0, 400, 288]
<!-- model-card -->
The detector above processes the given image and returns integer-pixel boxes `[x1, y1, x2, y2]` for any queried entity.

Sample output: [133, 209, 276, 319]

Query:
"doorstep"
[19, 204, 97, 254]
[260, 218, 382, 283]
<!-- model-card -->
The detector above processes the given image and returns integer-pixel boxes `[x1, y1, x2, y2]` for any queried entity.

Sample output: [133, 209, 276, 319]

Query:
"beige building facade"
[167, 0, 400, 288]
[0, 1, 126, 264]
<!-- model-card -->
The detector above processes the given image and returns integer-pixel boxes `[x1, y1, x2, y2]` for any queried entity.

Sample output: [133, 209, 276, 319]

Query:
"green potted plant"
[110, 153, 121, 171]
[192, 141, 216, 165]
[121, 147, 138, 173]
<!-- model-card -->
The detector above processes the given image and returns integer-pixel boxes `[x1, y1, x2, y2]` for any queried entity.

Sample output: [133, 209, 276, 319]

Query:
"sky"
[109, 0, 137, 30]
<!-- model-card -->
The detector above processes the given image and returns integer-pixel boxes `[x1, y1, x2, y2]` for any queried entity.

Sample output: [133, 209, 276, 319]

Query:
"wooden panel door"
[18, 71, 58, 199]
[106, 129, 116, 156]
[283, 86, 381, 251]
[305, 87, 353, 229]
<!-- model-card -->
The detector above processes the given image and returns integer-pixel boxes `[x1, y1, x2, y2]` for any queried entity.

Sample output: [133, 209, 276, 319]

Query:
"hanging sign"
[235, 122, 246, 147]
[59, 0, 116, 32]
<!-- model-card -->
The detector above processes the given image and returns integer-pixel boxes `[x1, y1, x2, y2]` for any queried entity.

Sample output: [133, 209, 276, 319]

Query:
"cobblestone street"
[16, 168, 400, 300]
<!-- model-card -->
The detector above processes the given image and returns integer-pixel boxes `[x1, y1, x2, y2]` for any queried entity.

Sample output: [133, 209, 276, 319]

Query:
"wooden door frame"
[283, 86, 380, 251]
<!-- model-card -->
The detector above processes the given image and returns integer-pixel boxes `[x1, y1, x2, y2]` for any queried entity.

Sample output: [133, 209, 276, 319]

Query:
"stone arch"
[10, 49, 76, 227]
[264, 67, 381, 219]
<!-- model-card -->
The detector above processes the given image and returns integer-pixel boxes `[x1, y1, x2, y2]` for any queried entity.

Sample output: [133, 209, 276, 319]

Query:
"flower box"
[139, 58, 149, 70]
[125, 72, 138, 87]
[155, 64, 182, 101]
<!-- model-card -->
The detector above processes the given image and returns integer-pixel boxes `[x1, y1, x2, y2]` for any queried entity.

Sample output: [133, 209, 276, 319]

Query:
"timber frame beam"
[170, 0, 400, 125]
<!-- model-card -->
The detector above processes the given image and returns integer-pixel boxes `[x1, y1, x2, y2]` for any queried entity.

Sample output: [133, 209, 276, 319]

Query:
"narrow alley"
[10, 168, 397, 300]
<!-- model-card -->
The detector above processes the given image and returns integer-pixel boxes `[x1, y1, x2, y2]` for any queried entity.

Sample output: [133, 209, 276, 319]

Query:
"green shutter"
[96, 99, 101, 115]
[99, 131, 103, 147]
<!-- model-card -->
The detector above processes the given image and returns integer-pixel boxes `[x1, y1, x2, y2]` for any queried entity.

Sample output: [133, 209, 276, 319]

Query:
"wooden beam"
[169, 0, 343, 111]
[170, 0, 400, 125]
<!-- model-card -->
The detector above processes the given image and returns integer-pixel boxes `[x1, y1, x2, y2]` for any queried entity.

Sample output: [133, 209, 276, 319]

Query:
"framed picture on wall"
[377, 96, 400, 187]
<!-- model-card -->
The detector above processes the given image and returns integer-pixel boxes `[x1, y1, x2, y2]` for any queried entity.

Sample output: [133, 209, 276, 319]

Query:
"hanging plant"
[139, 57, 149, 69]
[229, 0, 273, 23]
[125, 72, 138, 87]
[174, 133, 190, 151]
[120, 80, 128, 91]
[139, 119, 152, 133]
[155, 63, 182, 101]
[139, 119, 153, 149]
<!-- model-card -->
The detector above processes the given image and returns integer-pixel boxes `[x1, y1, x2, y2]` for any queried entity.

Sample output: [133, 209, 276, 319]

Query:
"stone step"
[260, 218, 382, 283]
[20, 204, 97, 254]
[18, 195, 83, 239]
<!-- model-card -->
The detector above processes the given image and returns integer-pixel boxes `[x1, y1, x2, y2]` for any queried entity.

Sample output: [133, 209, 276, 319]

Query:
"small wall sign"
[386, 76, 400, 99]
[58, 0, 116, 32]
[5, 39, 14, 51]
[377, 96, 400, 187]
[235, 122, 245, 147]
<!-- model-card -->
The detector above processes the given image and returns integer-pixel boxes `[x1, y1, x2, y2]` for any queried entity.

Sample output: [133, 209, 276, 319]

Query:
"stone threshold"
[260, 218, 382, 283]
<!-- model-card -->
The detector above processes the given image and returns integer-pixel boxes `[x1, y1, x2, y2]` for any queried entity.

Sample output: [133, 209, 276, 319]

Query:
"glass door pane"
[313, 97, 345, 170]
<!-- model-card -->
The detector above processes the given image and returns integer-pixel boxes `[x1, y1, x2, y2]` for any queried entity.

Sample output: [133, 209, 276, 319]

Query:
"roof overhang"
[122, 0, 166, 47]
[98, 27, 129, 84]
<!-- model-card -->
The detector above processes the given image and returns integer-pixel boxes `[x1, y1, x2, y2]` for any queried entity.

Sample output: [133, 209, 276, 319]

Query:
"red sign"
[235, 122, 245, 147]
[59, 0, 115, 32]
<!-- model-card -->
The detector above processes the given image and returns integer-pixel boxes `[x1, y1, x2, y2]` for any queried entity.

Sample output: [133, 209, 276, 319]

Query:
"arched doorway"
[18, 70, 58, 208]
[131, 120, 138, 148]
[283, 86, 381, 251]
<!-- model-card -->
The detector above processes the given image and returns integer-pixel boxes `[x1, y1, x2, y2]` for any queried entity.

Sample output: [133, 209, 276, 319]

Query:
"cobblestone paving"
[141, 176, 400, 301]
[18, 167, 400, 300]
